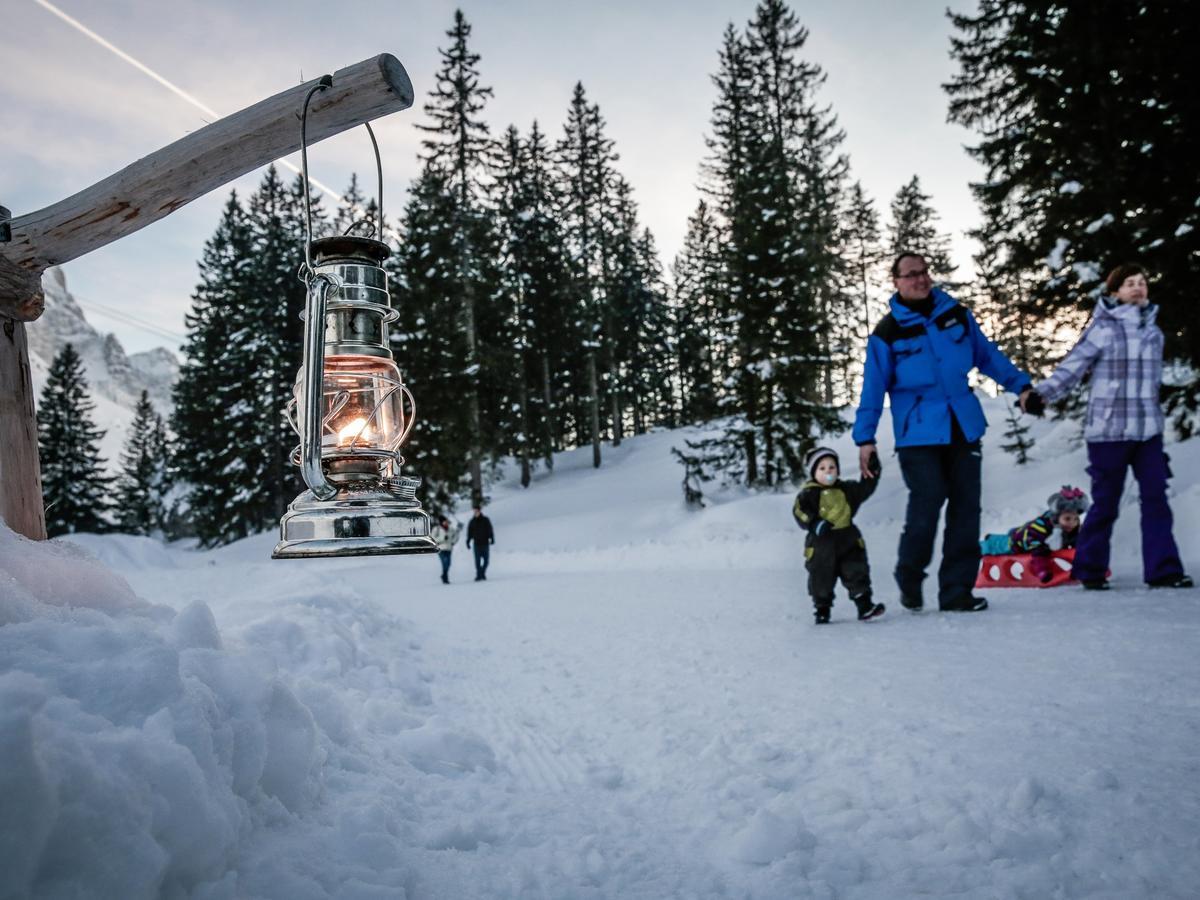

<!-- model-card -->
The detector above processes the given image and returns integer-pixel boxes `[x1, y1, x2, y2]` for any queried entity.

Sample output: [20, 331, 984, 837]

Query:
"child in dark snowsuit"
[793, 447, 886, 624]
[979, 486, 1089, 583]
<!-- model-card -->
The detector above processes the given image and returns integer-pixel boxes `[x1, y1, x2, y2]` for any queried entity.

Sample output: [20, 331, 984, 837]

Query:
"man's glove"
[1021, 390, 1046, 417]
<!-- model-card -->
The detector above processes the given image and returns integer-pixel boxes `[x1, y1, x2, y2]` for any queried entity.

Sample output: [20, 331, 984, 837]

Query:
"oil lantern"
[273, 78, 436, 559]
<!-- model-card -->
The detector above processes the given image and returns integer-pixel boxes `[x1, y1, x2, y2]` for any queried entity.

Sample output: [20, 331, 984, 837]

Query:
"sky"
[2, 0, 985, 355]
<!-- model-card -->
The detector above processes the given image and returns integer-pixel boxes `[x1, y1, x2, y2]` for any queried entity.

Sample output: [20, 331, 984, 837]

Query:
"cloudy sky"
[2, 0, 984, 355]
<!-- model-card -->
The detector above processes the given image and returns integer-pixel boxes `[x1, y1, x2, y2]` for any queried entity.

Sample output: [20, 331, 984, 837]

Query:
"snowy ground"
[3, 400, 1199, 899]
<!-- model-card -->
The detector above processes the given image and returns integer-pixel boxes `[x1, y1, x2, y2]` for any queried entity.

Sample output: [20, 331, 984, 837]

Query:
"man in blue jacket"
[853, 252, 1034, 613]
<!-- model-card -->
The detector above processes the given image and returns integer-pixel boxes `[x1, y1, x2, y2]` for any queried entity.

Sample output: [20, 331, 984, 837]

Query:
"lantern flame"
[337, 417, 371, 446]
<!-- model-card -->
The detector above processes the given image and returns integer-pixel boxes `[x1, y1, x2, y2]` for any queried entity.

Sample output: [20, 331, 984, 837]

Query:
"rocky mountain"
[28, 267, 180, 473]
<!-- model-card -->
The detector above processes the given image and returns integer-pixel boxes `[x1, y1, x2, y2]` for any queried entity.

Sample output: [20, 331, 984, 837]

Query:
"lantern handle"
[299, 272, 340, 501]
[299, 74, 334, 278]
[364, 121, 384, 240]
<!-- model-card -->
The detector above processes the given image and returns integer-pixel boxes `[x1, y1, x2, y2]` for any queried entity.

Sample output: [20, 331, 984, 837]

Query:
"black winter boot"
[1081, 579, 1110, 591]
[814, 606, 831, 625]
[1147, 573, 1194, 589]
[940, 595, 989, 612]
[857, 602, 886, 621]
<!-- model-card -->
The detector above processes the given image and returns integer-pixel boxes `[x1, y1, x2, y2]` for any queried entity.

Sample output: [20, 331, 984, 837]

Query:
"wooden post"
[0, 53, 414, 539]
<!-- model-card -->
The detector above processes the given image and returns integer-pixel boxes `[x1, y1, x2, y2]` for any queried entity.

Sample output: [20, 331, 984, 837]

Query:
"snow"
[1045, 237, 1071, 270]
[1057, 182, 1083, 195]
[3, 399, 1200, 898]
[1084, 214, 1114, 235]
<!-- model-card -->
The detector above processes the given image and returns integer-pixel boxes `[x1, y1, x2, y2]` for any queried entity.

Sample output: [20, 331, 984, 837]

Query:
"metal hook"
[300, 74, 333, 276]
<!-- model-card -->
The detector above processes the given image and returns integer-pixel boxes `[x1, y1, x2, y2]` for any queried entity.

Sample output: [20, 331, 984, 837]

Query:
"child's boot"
[814, 605, 831, 625]
[852, 593, 886, 621]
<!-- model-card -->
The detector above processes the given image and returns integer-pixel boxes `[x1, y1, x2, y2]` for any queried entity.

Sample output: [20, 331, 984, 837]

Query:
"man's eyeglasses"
[896, 268, 931, 280]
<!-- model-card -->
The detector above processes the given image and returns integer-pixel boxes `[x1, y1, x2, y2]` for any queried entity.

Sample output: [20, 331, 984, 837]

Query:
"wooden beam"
[0, 318, 46, 540]
[0, 53, 413, 322]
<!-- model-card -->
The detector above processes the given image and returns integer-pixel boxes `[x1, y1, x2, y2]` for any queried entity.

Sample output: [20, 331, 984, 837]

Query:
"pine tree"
[1000, 404, 1035, 464]
[417, 9, 501, 505]
[494, 123, 578, 484]
[946, 0, 1200, 431]
[888, 175, 956, 284]
[171, 191, 258, 546]
[556, 82, 618, 468]
[671, 200, 725, 423]
[389, 164, 475, 512]
[114, 390, 170, 535]
[837, 181, 887, 397]
[37, 344, 111, 536]
[680, 1, 845, 488]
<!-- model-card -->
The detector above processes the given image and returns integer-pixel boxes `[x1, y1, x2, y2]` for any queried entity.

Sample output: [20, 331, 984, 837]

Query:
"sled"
[976, 549, 1081, 589]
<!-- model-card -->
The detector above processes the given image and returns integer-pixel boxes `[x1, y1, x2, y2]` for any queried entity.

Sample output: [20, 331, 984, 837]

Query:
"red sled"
[976, 549, 1081, 589]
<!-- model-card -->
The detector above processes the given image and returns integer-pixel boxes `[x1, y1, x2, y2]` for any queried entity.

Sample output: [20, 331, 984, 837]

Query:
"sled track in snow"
[455, 677, 591, 794]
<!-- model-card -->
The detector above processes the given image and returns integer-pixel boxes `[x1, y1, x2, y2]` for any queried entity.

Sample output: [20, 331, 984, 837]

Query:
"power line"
[74, 298, 184, 343]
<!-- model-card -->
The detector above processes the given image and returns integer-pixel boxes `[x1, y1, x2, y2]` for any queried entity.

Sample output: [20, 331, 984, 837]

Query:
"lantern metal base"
[273, 481, 437, 559]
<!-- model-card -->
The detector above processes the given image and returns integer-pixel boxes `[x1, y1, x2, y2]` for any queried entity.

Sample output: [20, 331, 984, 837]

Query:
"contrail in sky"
[33, 0, 353, 212]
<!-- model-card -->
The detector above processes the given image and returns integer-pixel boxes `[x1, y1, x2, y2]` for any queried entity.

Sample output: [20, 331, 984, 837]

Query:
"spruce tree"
[494, 123, 579, 483]
[1000, 404, 1035, 465]
[888, 175, 956, 284]
[171, 191, 258, 546]
[681, 1, 845, 487]
[838, 181, 887, 397]
[556, 82, 618, 468]
[390, 165, 475, 512]
[947, 0, 1200, 430]
[37, 344, 111, 536]
[417, 9, 500, 504]
[671, 200, 725, 424]
[114, 390, 170, 535]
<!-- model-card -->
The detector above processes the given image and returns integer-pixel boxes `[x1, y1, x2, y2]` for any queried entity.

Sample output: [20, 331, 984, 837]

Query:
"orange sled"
[976, 549, 1081, 589]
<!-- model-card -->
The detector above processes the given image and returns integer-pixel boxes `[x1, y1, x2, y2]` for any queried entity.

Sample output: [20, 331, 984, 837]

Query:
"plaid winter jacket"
[1035, 300, 1164, 443]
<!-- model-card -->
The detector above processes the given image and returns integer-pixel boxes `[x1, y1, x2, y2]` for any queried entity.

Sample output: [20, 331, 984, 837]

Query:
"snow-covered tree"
[114, 391, 171, 535]
[946, 0, 1200, 431]
[888, 175, 956, 285]
[37, 344, 111, 536]
[416, 9, 500, 504]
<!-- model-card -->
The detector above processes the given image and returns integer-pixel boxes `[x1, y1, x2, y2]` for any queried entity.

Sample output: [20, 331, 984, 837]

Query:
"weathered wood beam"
[0, 319, 46, 540]
[0, 53, 413, 322]
[1, 53, 413, 541]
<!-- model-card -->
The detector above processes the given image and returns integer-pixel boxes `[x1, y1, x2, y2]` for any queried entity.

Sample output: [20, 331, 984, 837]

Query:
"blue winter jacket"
[852, 289, 1030, 448]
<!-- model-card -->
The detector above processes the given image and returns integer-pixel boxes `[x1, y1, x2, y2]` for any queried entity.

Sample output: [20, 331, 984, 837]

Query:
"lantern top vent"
[310, 235, 391, 267]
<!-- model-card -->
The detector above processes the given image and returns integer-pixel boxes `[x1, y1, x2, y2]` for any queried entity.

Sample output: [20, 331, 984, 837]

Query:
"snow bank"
[0, 524, 487, 899]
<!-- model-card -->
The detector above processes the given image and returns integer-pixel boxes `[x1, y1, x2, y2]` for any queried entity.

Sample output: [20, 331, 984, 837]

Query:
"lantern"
[273, 78, 436, 559]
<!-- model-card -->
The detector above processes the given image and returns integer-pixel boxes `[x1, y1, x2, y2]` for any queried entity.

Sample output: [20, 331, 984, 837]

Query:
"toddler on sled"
[979, 486, 1089, 585]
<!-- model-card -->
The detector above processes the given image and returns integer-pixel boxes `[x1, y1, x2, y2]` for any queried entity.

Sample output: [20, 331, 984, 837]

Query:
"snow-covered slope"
[27, 267, 179, 471]
[2, 403, 1198, 899]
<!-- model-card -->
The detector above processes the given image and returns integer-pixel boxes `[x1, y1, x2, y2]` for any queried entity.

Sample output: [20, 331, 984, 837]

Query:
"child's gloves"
[813, 520, 831, 538]
[867, 451, 881, 478]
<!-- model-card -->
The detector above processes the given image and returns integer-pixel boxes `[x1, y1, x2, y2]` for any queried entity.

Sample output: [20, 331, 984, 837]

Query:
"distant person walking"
[466, 506, 495, 582]
[430, 515, 461, 584]
[1024, 263, 1192, 590]
[853, 251, 1033, 613]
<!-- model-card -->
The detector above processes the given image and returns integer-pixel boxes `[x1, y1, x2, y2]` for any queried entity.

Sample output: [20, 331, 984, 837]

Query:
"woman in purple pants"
[1028, 263, 1192, 591]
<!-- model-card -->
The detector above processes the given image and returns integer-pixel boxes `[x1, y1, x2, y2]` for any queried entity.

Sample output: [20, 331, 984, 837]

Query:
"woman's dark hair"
[1105, 262, 1147, 294]
[891, 251, 924, 277]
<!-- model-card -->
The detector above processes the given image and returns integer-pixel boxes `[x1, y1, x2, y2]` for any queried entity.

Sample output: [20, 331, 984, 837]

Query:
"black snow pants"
[895, 439, 982, 609]
[806, 525, 872, 613]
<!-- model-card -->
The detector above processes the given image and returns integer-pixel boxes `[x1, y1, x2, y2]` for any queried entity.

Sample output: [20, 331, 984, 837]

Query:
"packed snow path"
[4, 405, 1199, 898]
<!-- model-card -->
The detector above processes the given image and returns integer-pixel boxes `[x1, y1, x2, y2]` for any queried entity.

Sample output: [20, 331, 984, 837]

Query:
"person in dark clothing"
[793, 447, 886, 625]
[465, 506, 495, 581]
[853, 252, 1034, 613]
